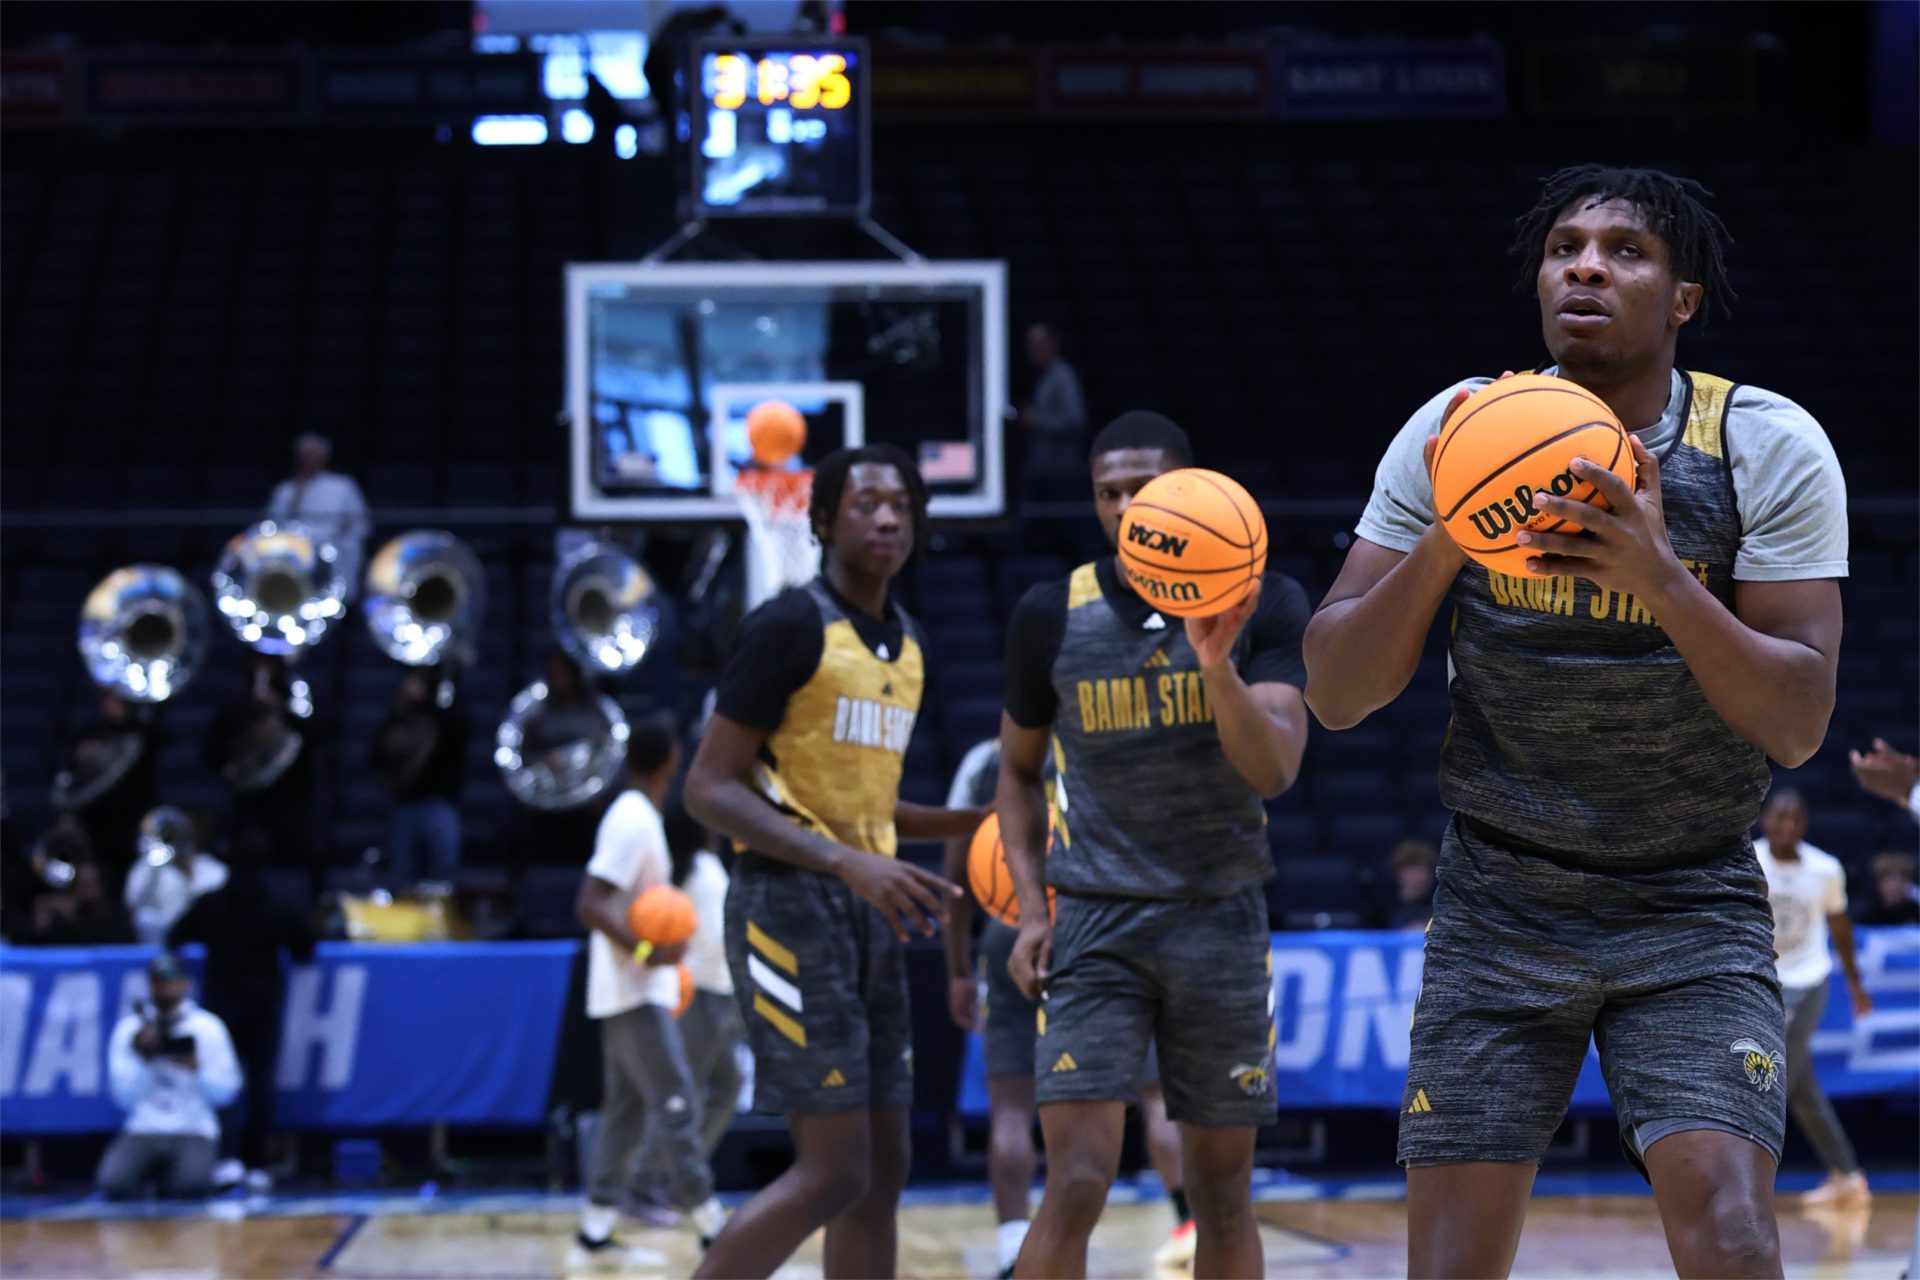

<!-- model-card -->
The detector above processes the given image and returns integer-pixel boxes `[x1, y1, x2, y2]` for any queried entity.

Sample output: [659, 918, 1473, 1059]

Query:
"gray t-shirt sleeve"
[1725, 386, 1849, 581]
[1353, 378, 1491, 552]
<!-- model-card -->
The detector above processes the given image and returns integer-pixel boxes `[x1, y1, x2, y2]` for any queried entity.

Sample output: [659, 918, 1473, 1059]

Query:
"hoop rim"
[735, 467, 814, 517]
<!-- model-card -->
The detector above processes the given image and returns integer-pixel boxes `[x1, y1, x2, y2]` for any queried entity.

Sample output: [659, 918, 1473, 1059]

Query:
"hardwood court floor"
[2, 1184, 1913, 1279]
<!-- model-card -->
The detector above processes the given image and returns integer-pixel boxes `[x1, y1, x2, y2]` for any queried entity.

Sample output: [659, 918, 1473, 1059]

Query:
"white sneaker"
[211, 1159, 246, 1190]
[1151, 1219, 1196, 1270]
[565, 1233, 667, 1271]
[1802, 1171, 1871, 1207]
[690, 1197, 727, 1244]
[243, 1168, 274, 1195]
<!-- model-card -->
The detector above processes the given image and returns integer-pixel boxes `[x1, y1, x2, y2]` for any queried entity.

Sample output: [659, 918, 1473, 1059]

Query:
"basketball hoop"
[736, 468, 817, 608]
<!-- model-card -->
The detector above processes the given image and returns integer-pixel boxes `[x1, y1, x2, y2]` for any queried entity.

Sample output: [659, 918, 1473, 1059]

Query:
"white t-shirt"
[585, 791, 681, 1018]
[683, 852, 733, 995]
[1755, 837, 1848, 990]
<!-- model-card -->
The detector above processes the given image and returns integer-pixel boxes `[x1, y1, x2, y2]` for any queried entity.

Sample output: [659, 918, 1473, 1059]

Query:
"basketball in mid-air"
[967, 811, 1055, 927]
[746, 400, 807, 465]
[626, 884, 697, 947]
[1115, 468, 1267, 618]
[1429, 375, 1635, 577]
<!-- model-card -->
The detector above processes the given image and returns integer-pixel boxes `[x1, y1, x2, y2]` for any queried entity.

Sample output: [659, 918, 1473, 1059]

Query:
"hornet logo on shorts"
[1227, 1062, 1273, 1098]
[1729, 1038, 1781, 1093]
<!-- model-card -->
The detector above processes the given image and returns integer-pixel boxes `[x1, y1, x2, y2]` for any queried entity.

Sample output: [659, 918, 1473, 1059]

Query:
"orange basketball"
[1115, 468, 1267, 618]
[626, 884, 697, 947]
[746, 400, 807, 465]
[967, 811, 1054, 927]
[1429, 375, 1635, 578]
[673, 964, 696, 1017]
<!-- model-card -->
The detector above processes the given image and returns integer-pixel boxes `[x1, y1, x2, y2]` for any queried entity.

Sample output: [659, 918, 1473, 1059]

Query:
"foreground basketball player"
[686, 445, 981, 1279]
[1305, 166, 1847, 1277]
[1001, 412, 1312, 1279]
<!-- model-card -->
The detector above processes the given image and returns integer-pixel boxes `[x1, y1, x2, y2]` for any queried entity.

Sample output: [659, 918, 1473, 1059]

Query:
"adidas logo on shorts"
[1407, 1088, 1433, 1114]
[821, 1069, 847, 1087]
[1050, 1052, 1078, 1073]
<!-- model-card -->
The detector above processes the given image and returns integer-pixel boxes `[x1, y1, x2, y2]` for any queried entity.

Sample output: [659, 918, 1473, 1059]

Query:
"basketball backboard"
[566, 260, 1006, 522]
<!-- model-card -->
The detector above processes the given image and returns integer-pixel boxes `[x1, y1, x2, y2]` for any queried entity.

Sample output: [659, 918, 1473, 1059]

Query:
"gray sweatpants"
[632, 990, 744, 1202]
[587, 1004, 714, 1211]
[1783, 978, 1861, 1174]
[97, 1133, 217, 1200]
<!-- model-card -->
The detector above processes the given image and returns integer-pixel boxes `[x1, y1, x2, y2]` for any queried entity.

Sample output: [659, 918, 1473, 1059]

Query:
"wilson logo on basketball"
[1463, 469, 1580, 541]
[1121, 563, 1202, 604]
[1126, 522, 1190, 557]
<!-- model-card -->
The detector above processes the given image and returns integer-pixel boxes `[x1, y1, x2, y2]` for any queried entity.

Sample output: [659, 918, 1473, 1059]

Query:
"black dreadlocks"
[1512, 165, 1736, 322]
[807, 442, 931, 560]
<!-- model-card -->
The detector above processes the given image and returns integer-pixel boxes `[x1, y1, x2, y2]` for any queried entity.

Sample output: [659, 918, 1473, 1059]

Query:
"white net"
[737, 471, 818, 609]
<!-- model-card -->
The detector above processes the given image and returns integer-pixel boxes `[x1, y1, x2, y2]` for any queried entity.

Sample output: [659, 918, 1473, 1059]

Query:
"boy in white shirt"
[570, 717, 725, 1270]
[1754, 790, 1873, 1206]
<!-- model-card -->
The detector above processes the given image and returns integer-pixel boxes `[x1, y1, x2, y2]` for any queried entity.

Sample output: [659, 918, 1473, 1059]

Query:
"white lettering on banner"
[277, 965, 367, 1090]
[23, 973, 100, 1096]
[1269, 949, 1333, 1070]
[1336, 947, 1424, 1070]
[0, 974, 32, 1096]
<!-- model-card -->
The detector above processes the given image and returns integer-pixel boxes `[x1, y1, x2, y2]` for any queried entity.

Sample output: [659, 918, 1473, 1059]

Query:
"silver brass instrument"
[494, 680, 630, 812]
[135, 805, 195, 872]
[77, 565, 208, 704]
[363, 530, 484, 667]
[552, 541, 658, 675]
[212, 521, 348, 655]
[221, 663, 312, 794]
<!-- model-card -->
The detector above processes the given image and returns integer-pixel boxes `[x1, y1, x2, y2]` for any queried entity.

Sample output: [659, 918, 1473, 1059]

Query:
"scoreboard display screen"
[690, 37, 869, 218]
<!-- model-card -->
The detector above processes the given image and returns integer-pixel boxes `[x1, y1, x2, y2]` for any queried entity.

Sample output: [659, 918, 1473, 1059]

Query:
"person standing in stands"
[169, 833, 315, 1193]
[1753, 790, 1873, 1207]
[54, 691, 161, 886]
[267, 433, 370, 596]
[1019, 323, 1090, 490]
[1857, 851, 1920, 925]
[371, 664, 471, 882]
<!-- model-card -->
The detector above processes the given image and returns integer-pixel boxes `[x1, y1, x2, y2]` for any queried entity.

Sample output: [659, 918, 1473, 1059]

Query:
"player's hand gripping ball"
[1116, 468, 1267, 618]
[626, 884, 698, 947]
[967, 811, 1055, 927]
[1428, 374, 1635, 577]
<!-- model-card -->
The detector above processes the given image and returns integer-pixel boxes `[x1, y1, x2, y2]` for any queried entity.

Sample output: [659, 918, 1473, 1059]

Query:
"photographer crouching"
[98, 953, 241, 1200]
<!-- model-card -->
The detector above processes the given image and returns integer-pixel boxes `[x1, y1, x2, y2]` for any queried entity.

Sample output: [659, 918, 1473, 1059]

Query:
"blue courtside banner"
[5, 932, 1914, 1134]
[0, 942, 577, 1135]
[958, 928, 1920, 1117]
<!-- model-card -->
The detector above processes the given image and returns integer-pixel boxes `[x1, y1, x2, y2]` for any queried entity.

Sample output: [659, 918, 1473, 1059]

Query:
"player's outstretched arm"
[686, 712, 957, 939]
[1304, 526, 1463, 730]
[996, 715, 1053, 1001]
[1521, 440, 1839, 766]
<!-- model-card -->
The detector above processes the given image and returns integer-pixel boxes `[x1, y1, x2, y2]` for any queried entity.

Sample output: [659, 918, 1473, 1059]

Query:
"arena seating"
[3, 128, 1914, 922]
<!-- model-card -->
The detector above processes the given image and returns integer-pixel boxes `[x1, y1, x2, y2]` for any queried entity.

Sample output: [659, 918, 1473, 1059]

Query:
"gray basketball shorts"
[1036, 887, 1277, 1128]
[724, 858, 914, 1115]
[979, 918, 1039, 1079]
[1398, 817, 1786, 1172]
